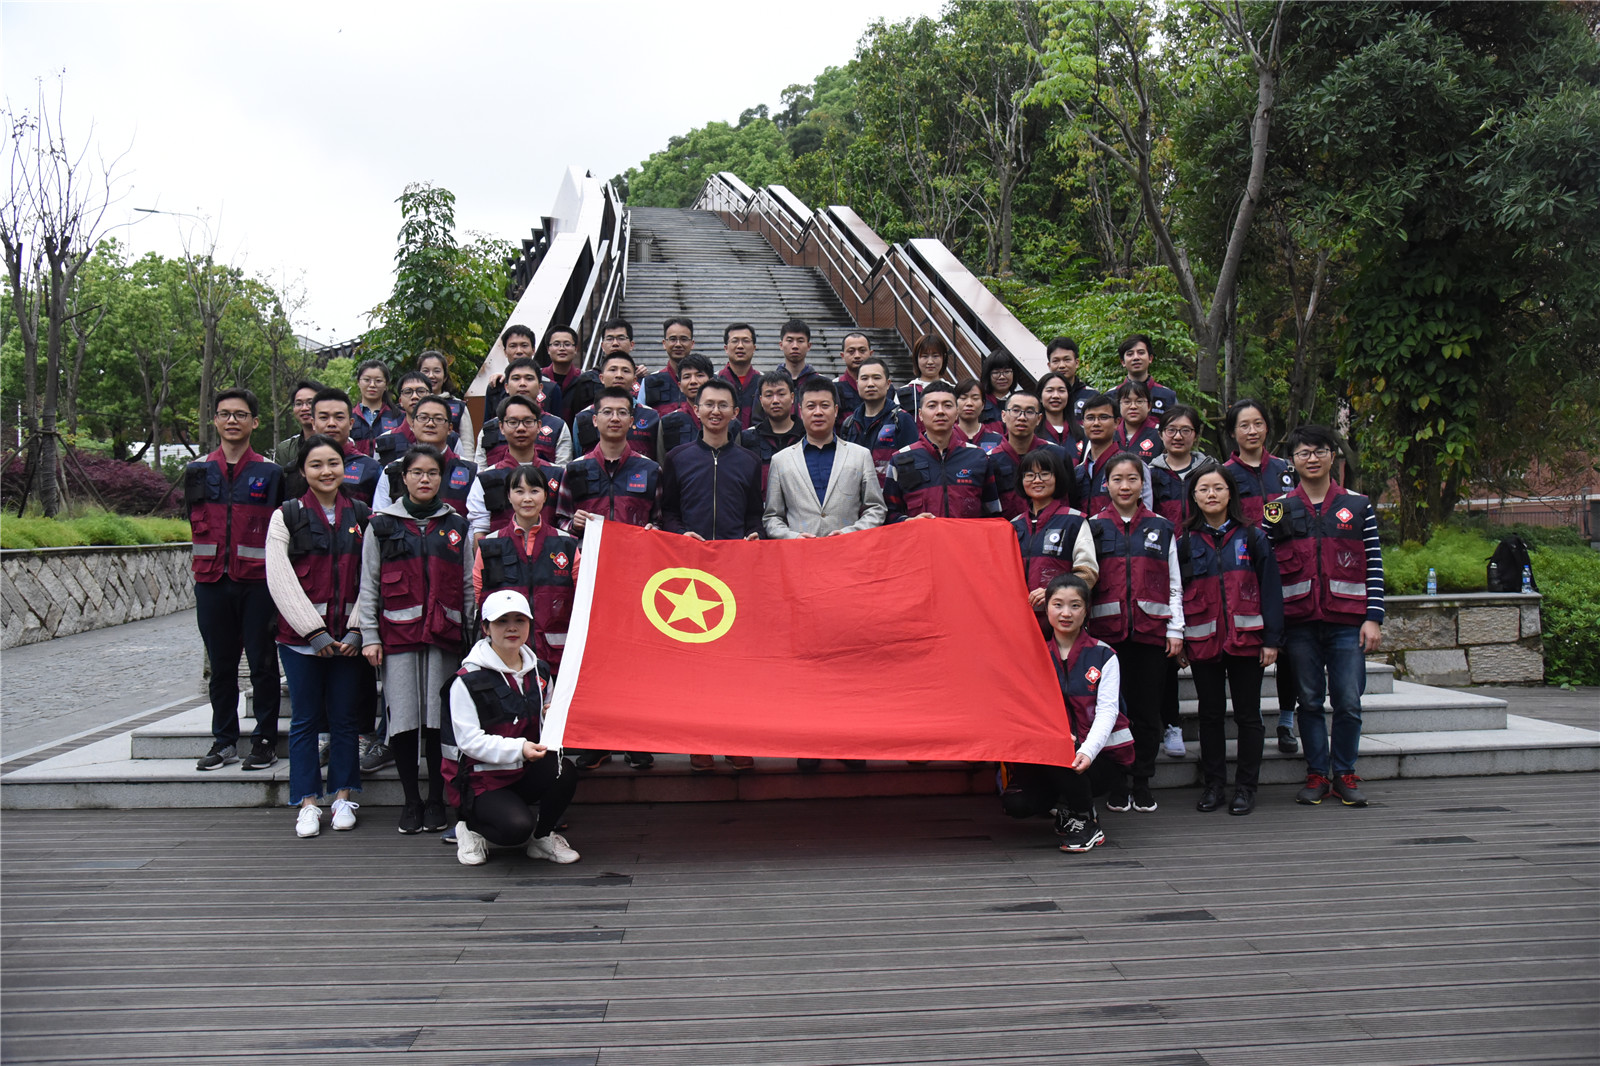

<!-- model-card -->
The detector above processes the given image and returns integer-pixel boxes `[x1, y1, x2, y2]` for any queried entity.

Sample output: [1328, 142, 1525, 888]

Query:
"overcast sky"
[2, 1, 940, 345]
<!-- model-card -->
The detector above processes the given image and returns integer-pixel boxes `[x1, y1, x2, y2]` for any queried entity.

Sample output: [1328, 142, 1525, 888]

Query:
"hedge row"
[0, 513, 191, 550]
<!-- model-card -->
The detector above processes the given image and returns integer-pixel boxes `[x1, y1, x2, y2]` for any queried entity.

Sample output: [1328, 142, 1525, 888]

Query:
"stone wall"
[1381, 592, 1544, 685]
[1, 545, 193, 650]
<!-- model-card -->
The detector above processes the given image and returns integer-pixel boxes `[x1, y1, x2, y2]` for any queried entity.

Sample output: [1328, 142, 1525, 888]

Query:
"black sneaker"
[1297, 772, 1332, 805]
[1131, 783, 1158, 812]
[625, 752, 654, 770]
[360, 741, 394, 773]
[421, 800, 449, 832]
[1058, 813, 1106, 852]
[240, 738, 278, 771]
[1104, 788, 1132, 813]
[1052, 808, 1074, 837]
[796, 758, 821, 772]
[1332, 773, 1368, 807]
[574, 751, 612, 770]
[196, 742, 237, 772]
[397, 801, 424, 834]
[1277, 726, 1299, 754]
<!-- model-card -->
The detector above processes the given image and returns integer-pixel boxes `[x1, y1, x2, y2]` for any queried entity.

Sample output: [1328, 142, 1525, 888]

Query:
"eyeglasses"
[502, 418, 539, 429]
[1021, 471, 1054, 482]
[1162, 426, 1196, 437]
[399, 387, 429, 399]
[1082, 413, 1115, 423]
[1005, 408, 1041, 418]
[699, 401, 733, 412]
[414, 414, 449, 427]
[291, 398, 315, 409]
[596, 408, 632, 420]
[403, 469, 440, 481]
[1293, 447, 1334, 461]
[548, 340, 577, 350]
[215, 410, 253, 422]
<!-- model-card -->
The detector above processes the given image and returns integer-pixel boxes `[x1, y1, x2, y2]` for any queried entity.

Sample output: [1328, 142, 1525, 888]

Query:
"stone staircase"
[6, 661, 1596, 809]
[619, 207, 913, 380]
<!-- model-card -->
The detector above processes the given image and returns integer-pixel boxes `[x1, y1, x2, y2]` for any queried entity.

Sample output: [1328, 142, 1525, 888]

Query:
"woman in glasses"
[1011, 448, 1097, 633]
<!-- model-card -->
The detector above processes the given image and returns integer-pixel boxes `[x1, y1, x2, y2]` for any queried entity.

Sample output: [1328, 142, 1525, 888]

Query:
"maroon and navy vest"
[719, 365, 763, 430]
[1052, 631, 1134, 767]
[1074, 448, 1130, 518]
[476, 523, 578, 670]
[842, 403, 918, 485]
[991, 439, 1072, 521]
[368, 509, 468, 652]
[1150, 462, 1199, 528]
[184, 448, 283, 583]
[658, 407, 704, 458]
[274, 492, 369, 646]
[954, 425, 1005, 455]
[282, 447, 381, 507]
[441, 662, 549, 807]
[349, 403, 405, 454]
[383, 451, 476, 518]
[1225, 453, 1297, 527]
[573, 403, 660, 461]
[641, 366, 686, 414]
[562, 448, 660, 527]
[1264, 484, 1369, 627]
[1178, 523, 1273, 661]
[887, 438, 997, 520]
[477, 459, 563, 532]
[1115, 420, 1163, 462]
[835, 372, 861, 418]
[480, 412, 565, 467]
[1088, 505, 1176, 647]
[1012, 500, 1088, 595]
[371, 421, 460, 467]
[740, 422, 804, 493]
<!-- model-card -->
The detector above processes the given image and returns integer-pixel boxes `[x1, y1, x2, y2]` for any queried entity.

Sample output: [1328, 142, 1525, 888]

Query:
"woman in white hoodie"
[444, 590, 580, 866]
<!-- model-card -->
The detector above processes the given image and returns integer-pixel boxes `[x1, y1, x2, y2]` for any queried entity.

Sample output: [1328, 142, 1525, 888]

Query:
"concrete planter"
[1381, 592, 1544, 685]
[1, 544, 193, 650]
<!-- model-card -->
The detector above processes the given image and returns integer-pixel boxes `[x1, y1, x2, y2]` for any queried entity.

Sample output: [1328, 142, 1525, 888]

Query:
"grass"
[0, 510, 190, 550]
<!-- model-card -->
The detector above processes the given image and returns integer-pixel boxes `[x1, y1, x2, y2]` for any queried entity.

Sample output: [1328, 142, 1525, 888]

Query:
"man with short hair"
[884, 383, 1002, 522]
[1047, 337, 1094, 424]
[571, 352, 660, 460]
[476, 356, 572, 467]
[556, 386, 662, 534]
[718, 323, 762, 430]
[274, 380, 324, 467]
[660, 378, 763, 544]
[188, 388, 284, 773]
[656, 353, 716, 456]
[1117, 333, 1178, 420]
[841, 356, 918, 486]
[371, 371, 443, 466]
[641, 316, 696, 414]
[740, 371, 803, 492]
[467, 393, 566, 548]
[300, 388, 384, 507]
[1075, 392, 1152, 515]
[373, 395, 478, 515]
[778, 319, 820, 389]
[991, 392, 1072, 520]
[835, 331, 872, 418]
[542, 325, 585, 421]
[765, 377, 885, 540]
[483, 324, 563, 430]
[1264, 425, 1384, 808]
[1148, 405, 1210, 527]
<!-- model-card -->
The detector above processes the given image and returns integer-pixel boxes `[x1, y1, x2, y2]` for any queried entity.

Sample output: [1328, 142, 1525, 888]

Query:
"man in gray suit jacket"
[764, 378, 887, 539]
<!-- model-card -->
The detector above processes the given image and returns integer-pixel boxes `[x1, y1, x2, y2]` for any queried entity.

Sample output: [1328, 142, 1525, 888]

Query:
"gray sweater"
[355, 498, 475, 648]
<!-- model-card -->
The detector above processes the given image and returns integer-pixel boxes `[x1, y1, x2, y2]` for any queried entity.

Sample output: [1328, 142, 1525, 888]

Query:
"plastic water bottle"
[1488, 560, 1500, 591]
[1521, 565, 1533, 594]
[1427, 567, 1437, 596]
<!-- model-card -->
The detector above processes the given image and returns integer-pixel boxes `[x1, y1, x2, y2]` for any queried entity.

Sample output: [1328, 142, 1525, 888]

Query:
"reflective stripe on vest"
[1282, 579, 1312, 599]
[384, 605, 423, 623]
[1090, 602, 1121, 618]
[1185, 619, 1218, 640]
[1329, 579, 1365, 598]
[192, 543, 218, 556]
[236, 546, 267, 560]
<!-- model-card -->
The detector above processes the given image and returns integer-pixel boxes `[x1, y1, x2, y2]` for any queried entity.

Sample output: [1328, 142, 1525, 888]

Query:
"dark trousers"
[467, 757, 579, 846]
[194, 578, 280, 746]
[1001, 760, 1127, 818]
[1112, 639, 1169, 784]
[356, 658, 381, 736]
[1160, 658, 1182, 729]
[1191, 654, 1266, 789]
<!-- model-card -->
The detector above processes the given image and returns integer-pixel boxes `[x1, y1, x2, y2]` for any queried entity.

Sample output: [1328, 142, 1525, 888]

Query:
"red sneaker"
[1296, 772, 1332, 805]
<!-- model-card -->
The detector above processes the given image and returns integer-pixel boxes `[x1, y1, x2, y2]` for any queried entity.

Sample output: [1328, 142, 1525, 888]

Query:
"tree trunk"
[34, 263, 67, 517]
[199, 313, 219, 453]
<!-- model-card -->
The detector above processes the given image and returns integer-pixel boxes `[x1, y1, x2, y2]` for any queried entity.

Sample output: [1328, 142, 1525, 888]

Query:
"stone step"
[5, 710, 1597, 810]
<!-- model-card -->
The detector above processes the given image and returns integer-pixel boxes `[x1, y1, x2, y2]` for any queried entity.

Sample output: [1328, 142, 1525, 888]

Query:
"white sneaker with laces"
[295, 805, 322, 838]
[526, 831, 580, 864]
[455, 821, 488, 865]
[331, 798, 359, 831]
[1163, 725, 1187, 758]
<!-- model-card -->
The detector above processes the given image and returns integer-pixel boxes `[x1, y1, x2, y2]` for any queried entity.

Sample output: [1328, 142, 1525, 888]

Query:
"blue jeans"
[279, 646, 363, 804]
[1283, 622, 1365, 776]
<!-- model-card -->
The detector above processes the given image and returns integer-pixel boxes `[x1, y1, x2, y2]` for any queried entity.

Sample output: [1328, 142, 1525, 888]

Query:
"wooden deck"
[3, 773, 1597, 1065]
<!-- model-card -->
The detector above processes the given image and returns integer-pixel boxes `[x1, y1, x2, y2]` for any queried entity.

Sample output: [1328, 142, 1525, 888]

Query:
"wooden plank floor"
[3, 774, 1597, 1065]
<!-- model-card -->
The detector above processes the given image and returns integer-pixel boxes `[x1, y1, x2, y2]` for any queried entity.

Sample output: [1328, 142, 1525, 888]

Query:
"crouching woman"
[999, 574, 1135, 853]
[444, 589, 580, 867]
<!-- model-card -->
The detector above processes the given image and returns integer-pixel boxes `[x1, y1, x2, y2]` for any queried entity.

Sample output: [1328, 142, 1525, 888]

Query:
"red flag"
[544, 519, 1075, 765]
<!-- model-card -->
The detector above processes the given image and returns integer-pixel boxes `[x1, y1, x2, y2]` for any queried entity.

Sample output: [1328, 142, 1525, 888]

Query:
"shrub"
[1535, 546, 1600, 687]
[0, 517, 89, 549]
[0, 510, 190, 549]
[1383, 527, 1498, 595]
[0, 448, 183, 515]
[70, 513, 144, 546]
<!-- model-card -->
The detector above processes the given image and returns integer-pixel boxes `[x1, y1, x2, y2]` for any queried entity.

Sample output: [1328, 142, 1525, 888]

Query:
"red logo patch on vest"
[552, 551, 569, 570]
[1138, 438, 1154, 453]
[1336, 507, 1354, 524]
[1085, 666, 1101, 684]
[539, 425, 554, 436]
[445, 529, 462, 547]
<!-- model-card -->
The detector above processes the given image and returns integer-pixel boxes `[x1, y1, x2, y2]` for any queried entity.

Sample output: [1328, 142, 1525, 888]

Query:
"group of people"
[185, 314, 1382, 862]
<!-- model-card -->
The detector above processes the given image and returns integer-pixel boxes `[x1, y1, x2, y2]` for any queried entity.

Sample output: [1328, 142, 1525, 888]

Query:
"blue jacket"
[660, 437, 764, 540]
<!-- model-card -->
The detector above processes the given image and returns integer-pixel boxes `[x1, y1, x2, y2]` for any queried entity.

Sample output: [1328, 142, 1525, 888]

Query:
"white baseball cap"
[480, 589, 533, 622]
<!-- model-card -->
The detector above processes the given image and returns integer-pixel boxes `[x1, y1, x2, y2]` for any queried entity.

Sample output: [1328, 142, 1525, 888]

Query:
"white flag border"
[541, 516, 605, 752]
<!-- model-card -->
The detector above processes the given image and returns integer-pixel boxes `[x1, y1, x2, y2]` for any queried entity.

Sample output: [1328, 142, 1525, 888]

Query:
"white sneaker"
[331, 798, 359, 831]
[525, 831, 579, 864]
[295, 805, 322, 838]
[455, 821, 488, 866]
[1163, 725, 1187, 758]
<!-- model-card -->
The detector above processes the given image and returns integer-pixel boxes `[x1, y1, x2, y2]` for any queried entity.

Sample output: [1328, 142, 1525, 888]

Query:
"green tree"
[619, 120, 793, 208]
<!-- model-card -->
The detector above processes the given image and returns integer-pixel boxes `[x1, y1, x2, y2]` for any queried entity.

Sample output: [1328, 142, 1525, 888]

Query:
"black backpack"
[1487, 535, 1537, 593]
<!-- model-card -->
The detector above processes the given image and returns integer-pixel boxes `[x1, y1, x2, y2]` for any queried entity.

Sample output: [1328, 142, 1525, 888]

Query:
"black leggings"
[1001, 760, 1128, 819]
[390, 728, 441, 808]
[466, 757, 579, 846]
[1112, 639, 1170, 784]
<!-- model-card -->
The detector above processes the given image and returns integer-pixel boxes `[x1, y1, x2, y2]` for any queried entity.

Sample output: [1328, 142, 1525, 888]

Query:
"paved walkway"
[1, 611, 202, 759]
